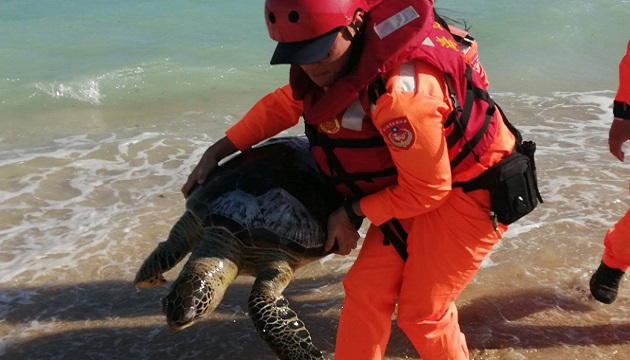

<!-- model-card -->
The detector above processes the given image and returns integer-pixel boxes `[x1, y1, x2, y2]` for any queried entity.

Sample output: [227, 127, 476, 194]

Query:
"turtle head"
[161, 277, 208, 330]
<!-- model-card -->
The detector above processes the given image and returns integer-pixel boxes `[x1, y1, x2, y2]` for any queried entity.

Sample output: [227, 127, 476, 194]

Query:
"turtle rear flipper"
[248, 262, 324, 360]
[134, 211, 203, 287]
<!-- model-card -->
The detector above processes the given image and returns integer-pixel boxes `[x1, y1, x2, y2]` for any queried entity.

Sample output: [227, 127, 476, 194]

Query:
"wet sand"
[2, 91, 630, 359]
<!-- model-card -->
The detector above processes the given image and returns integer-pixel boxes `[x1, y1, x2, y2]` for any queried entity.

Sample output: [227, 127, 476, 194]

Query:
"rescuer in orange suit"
[182, 0, 517, 359]
[590, 40, 630, 304]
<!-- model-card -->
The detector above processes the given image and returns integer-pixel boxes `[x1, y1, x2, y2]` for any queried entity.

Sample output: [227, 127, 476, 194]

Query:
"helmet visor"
[270, 27, 340, 65]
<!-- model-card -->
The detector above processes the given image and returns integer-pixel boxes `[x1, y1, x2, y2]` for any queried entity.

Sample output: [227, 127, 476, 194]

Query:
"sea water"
[1, 1, 630, 359]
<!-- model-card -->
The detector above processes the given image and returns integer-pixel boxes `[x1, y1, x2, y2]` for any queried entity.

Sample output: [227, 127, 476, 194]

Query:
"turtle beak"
[161, 295, 197, 330]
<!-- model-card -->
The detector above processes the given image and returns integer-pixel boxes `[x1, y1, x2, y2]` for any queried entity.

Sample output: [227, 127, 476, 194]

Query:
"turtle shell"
[186, 137, 341, 257]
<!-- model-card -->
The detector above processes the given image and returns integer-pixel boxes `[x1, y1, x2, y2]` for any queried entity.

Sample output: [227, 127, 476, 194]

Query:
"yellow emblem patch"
[435, 36, 459, 52]
[320, 119, 340, 134]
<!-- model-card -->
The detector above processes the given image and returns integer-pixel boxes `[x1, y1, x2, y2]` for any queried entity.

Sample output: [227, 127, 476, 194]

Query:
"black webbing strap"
[449, 103, 494, 169]
[368, 77, 388, 105]
[444, 72, 462, 130]
[325, 167, 398, 187]
[307, 129, 389, 148]
[305, 123, 365, 196]
[446, 67, 473, 146]
[495, 104, 523, 145]
[305, 123, 397, 188]
[379, 218, 409, 261]
[446, 67, 475, 147]
[325, 148, 365, 197]
[444, 66, 496, 170]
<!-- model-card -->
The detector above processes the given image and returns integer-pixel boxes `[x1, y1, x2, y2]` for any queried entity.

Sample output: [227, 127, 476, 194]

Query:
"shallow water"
[2, 90, 630, 360]
[1, 0, 630, 359]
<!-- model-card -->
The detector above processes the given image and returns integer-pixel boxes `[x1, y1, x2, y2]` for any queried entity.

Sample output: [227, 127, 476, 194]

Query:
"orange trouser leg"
[334, 190, 503, 360]
[397, 189, 502, 360]
[602, 209, 630, 271]
[334, 224, 404, 360]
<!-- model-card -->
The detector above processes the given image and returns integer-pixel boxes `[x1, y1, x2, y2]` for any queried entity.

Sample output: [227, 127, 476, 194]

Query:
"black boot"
[590, 262, 625, 304]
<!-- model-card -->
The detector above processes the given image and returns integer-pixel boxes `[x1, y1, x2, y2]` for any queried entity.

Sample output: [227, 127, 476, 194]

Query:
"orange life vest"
[292, 0, 502, 198]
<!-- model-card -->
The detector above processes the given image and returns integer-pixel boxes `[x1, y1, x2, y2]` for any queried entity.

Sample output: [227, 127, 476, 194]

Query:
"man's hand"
[325, 206, 361, 255]
[181, 137, 238, 198]
[181, 149, 219, 198]
[608, 118, 630, 162]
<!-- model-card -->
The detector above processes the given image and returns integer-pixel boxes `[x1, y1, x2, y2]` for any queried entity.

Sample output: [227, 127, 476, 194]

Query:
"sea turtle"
[134, 136, 341, 360]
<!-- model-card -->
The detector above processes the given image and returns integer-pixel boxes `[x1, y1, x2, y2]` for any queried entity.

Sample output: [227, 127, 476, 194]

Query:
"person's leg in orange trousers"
[603, 209, 630, 271]
[590, 209, 630, 304]
[334, 189, 504, 360]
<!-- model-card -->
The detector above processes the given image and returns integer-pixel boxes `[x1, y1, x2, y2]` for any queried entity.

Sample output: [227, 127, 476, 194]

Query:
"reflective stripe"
[341, 99, 365, 131]
[422, 36, 435, 47]
[373, 6, 420, 39]
[398, 62, 416, 93]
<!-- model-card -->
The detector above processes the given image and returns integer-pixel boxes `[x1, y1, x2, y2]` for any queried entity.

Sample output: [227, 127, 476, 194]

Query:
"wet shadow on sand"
[458, 288, 630, 350]
[3, 279, 630, 359]
[0, 274, 345, 360]
[0, 272, 344, 324]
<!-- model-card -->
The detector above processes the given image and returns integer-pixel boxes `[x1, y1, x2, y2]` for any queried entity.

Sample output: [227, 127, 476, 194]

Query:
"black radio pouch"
[454, 108, 543, 225]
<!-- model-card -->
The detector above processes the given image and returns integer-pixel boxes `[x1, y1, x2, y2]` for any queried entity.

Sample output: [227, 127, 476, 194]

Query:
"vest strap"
[445, 66, 496, 170]
[379, 219, 409, 261]
[368, 77, 388, 105]
[306, 129, 388, 149]
[449, 103, 494, 169]
[326, 168, 398, 186]
[305, 123, 397, 190]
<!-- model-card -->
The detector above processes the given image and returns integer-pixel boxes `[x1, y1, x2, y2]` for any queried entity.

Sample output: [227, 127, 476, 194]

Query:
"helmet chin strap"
[349, 22, 361, 36]
[347, 26, 365, 72]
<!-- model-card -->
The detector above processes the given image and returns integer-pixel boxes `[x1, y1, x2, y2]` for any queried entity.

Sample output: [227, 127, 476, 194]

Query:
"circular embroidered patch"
[320, 119, 340, 134]
[381, 117, 415, 149]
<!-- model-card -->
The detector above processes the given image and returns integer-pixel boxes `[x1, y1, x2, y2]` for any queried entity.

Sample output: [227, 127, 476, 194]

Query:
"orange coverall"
[333, 61, 513, 360]
[226, 57, 514, 359]
[602, 40, 630, 272]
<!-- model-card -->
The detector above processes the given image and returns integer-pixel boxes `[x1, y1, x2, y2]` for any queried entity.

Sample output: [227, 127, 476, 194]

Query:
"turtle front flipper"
[162, 228, 240, 330]
[248, 261, 324, 360]
[134, 211, 203, 288]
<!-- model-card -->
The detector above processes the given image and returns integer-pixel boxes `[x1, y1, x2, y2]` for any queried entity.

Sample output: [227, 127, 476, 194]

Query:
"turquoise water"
[1, 1, 630, 359]
[1, 0, 277, 111]
[442, 0, 629, 92]
[1, 0, 628, 117]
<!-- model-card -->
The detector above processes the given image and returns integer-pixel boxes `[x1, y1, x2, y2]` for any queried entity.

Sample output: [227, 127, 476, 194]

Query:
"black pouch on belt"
[454, 140, 543, 225]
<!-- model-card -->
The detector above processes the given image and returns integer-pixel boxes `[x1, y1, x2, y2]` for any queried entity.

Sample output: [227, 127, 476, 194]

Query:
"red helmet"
[265, 0, 368, 43]
[265, 0, 369, 64]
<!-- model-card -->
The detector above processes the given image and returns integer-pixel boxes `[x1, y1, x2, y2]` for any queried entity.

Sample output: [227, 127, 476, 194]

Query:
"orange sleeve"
[360, 61, 453, 226]
[225, 84, 304, 150]
[614, 40, 630, 119]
